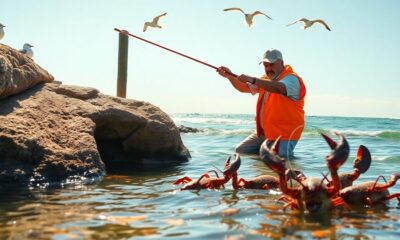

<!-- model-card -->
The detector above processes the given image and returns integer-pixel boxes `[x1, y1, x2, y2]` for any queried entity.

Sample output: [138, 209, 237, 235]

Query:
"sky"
[1, 0, 400, 118]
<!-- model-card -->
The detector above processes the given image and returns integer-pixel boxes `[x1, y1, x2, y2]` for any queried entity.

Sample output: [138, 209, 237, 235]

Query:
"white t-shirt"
[280, 74, 300, 101]
[247, 74, 300, 100]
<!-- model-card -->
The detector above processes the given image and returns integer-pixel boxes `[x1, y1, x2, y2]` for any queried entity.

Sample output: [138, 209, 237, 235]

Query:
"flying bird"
[143, 12, 167, 32]
[0, 23, 5, 40]
[223, 8, 272, 27]
[287, 18, 331, 31]
[19, 43, 34, 58]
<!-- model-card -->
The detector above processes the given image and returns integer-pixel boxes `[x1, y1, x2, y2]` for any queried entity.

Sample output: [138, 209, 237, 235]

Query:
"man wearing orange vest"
[217, 49, 306, 157]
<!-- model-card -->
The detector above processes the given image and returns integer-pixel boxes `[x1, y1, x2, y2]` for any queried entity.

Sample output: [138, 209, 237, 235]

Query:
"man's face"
[263, 60, 284, 79]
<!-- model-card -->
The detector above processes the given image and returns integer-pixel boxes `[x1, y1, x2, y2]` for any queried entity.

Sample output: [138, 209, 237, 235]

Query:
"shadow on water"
[95, 137, 188, 178]
[0, 186, 34, 219]
[103, 158, 186, 177]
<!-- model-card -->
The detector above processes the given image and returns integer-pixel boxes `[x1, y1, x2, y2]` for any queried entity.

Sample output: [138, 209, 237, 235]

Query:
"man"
[217, 49, 306, 157]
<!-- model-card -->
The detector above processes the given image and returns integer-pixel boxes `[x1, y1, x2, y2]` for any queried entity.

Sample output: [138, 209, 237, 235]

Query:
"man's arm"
[237, 74, 287, 95]
[217, 66, 251, 93]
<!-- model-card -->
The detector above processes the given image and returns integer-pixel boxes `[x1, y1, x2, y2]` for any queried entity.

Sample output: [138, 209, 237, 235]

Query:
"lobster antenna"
[320, 172, 330, 182]
[286, 169, 299, 187]
[288, 176, 294, 188]
[284, 125, 306, 188]
[206, 169, 220, 178]
[285, 124, 305, 163]
[372, 175, 387, 190]
[211, 164, 224, 175]
[321, 172, 330, 183]
[297, 178, 306, 188]
[316, 172, 329, 191]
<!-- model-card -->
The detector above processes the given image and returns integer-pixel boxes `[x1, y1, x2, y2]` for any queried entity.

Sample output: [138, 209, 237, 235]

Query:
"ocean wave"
[172, 114, 400, 139]
[181, 125, 400, 139]
[372, 155, 400, 162]
[375, 131, 400, 139]
[178, 128, 253, 136]
[303, 128, 400, 139]
[172, 117, 254, 125]
[202, 128, 254, 136]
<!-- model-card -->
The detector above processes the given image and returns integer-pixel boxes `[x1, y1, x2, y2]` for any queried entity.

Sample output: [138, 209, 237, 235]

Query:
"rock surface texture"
[0, 44, 189, 186]
[0, 44, 53, 99]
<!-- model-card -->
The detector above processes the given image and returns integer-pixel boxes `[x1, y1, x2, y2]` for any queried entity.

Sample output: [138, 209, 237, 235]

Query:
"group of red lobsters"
[174, 133, 400, 213]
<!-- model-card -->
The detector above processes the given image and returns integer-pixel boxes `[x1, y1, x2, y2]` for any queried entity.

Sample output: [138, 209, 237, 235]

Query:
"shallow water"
[1, 114, 400, 239]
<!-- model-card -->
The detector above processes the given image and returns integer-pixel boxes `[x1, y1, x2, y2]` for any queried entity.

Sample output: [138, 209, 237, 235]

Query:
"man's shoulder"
[283, 74, 299, 80]
[280, 75, 300, 100]
[281, 75, 300, 86]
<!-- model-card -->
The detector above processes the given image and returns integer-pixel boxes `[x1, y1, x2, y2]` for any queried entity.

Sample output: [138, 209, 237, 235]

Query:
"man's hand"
[217, 66, 233, 78]
[246, 82, 260, 95]
[217, 67, 253, 93]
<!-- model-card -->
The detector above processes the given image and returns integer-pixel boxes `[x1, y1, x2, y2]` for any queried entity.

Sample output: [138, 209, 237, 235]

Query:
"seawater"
[0, 114, 399, 239]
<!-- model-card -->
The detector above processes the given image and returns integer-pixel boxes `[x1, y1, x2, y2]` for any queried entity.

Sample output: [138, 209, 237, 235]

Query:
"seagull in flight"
[19, 43, 34, 58]
[223, 8, 272, 27]
[287, 18, 331, 31]
[143, 12, 167, 32]
[0, 23, 5, 40]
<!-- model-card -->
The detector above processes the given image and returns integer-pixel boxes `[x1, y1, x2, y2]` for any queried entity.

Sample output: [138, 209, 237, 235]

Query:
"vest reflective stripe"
[255, 65, 306, 140]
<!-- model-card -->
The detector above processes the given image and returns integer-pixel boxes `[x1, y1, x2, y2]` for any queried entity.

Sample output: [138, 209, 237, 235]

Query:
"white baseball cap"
[259, 49, 283, 64]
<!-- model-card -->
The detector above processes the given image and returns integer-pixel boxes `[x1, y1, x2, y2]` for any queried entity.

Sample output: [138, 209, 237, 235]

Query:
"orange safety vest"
[255, 65, 306, 140]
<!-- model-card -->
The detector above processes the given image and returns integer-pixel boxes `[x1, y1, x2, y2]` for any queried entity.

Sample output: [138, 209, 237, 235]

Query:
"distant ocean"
[1, 114, 399, 239]
[172, 113, 400, 164]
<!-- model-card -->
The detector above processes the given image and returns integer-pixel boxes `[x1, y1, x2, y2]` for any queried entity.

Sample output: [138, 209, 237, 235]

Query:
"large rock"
[0, 45, 190, 187]
[0, 44, 54, 99]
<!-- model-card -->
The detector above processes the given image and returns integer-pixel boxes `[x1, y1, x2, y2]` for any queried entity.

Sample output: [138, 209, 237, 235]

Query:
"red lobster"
[173, 154, 241, 190]
[232, 174, 280, 190]
[231, 169, 305, 190]
[327, 144, 371, 188]
[259, 133, 353, 213]
[338, 173, 400, 205]
[323, 134, 400, 206]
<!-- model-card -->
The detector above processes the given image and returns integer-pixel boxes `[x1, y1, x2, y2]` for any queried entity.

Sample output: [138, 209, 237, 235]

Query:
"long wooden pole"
[117, 30, 129, 98]
[114, 28, 238, 78]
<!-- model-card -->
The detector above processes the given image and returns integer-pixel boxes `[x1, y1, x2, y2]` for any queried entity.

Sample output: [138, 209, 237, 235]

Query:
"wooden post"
[117, 30, 129, 98]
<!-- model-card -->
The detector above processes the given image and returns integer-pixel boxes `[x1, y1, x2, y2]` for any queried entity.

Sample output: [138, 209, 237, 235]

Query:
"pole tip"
[115, 28, 129, 35]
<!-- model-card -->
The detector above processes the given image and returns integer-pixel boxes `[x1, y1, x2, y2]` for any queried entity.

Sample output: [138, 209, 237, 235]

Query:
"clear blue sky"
[2, 0, 400, 118]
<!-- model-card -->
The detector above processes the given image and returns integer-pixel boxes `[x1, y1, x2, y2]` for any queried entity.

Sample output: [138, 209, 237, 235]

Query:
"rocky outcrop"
[0, 44, 54, 99]
[178, 125, 202, 133]
[0, 83, 190, 186]
[0, 44, 190, 187]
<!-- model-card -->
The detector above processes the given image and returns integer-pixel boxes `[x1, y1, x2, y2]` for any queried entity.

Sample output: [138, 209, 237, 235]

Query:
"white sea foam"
[330, 129, 381, 137]
[172, 117, 254, 125]
[202, 128, 254, 136]
[302, 128, 400, 139]
[329, 129, 400, 138]
[372, 156, 390, 161]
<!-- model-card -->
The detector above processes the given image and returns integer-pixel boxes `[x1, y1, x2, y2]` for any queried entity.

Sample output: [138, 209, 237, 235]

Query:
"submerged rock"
[0, 44, 190, 187]
[178, 125, 202, 133]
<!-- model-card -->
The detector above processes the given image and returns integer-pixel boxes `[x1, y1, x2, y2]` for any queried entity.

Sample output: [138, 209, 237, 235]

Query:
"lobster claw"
[223, 155, 232, 171]
[223, 153, 241, 177]
[260, 137, 296, 195]
[353, 145, 371, 174]
[321, 132, 349, 171]
[390, 172, 400, 182]
[259, 137, 286, 174]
